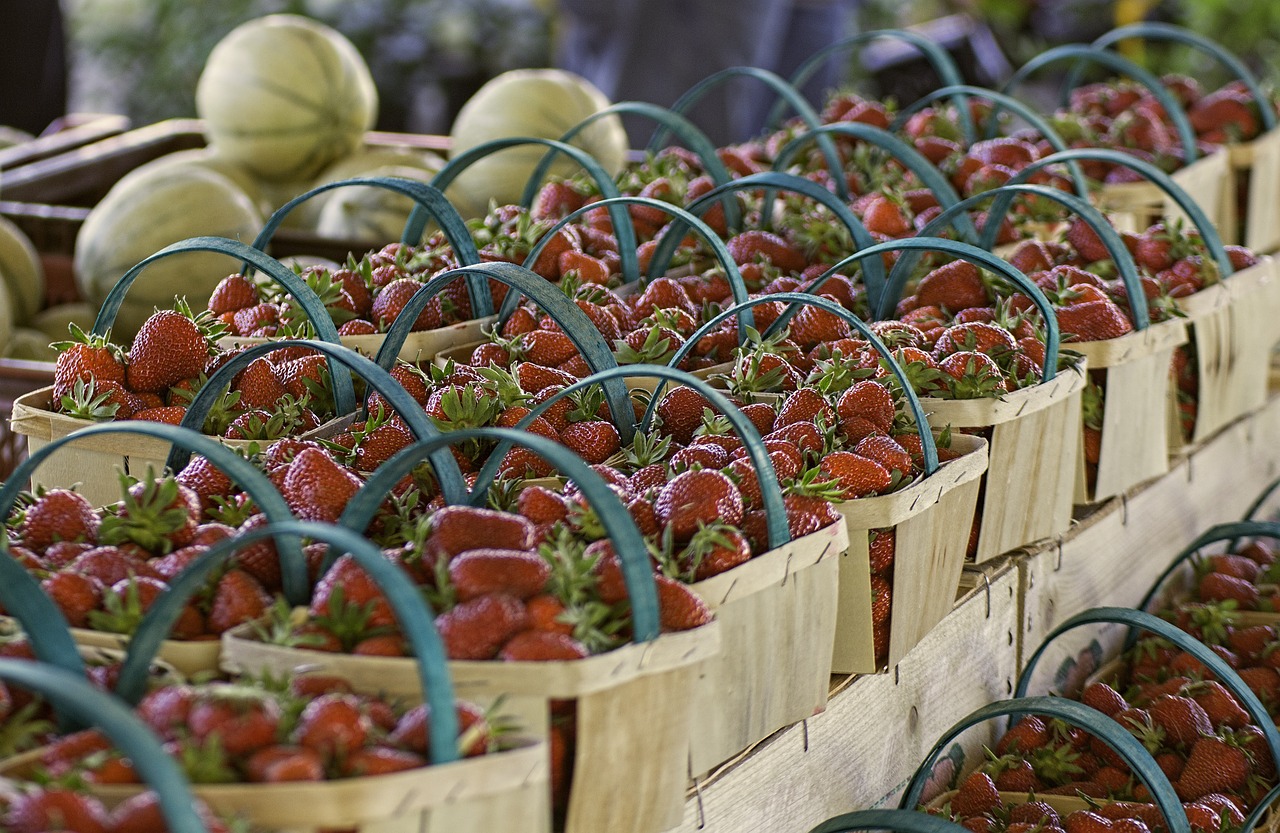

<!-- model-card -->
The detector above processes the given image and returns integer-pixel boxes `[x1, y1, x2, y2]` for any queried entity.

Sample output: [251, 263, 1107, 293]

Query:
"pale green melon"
[6, 327, 58, 362]
[314, 165, 439, 244]
[130, 147, 272, 217]
[196, 14, 378, 182]
[0, 215, 45, 324]
[32, 302, 98, 342]
[73, 165, 263, 339]
[291, 145, 445, 230]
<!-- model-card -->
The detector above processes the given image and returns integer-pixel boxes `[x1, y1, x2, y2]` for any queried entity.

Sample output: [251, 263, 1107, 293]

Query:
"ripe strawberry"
[995, 714, 1049, 755]
[655, 573, 713, 631]
[370, 278, 438, 331]
[208, 273, 260, 315]
[126, 310, 211, 393]
[516, 485, 569, 525]
[187, 687, 282, 757]
[450, 549, 551, 601]
[1055, 300, 1134, 343]
[1188, 681, 1250, 729]
[135, 684, 195, 740]
[500, 629, 591, 661]
[790, 305, 852, 347]
[776, 387, 835, 428]
[836, 380, 895, 432]
[1177, 734, 1249, 800]
[20, 488, 99, 548]
[1198, 572, 1260, 608]
[655, 469, 745, 540]
[819, 451, 891, 499]
[519, 330, 579, 366]
[1146, 695, 1212, 745]
[341, 746, 426, 777]
[1080, 681, 1127, 717]
[725, 230, 807, 273]
[1066, 218, 1113, 262]
[861, 194, 913, 237]
[206, 569, 271, 635]
[437, 592, 531, 660]
[854, 434, 914, 477]
[244, 744, 326, 783]
[914, 259, 989, 312]
[952, 770, 1002, 816]
[233, 357, 287, 410]
[292, 692, 371, 759]
[559, 420, 622, 464]
[426, 505, 536, 560]
[4, 787, 111, 833]
[280, 448, 363, 524]
[516, 363, 576, 394]
[53, 336, 127, 402]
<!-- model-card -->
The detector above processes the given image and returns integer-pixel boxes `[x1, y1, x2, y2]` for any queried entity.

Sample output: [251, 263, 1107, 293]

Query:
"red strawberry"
[836, 380, 895, 432]
[1055, 300, 1134, 343]
[4, 788, 110, 833]
[914, 260, 989, 312]
[206, 568, 271, 635]
[342, 746, 426, 777]
[245, 744, 326, 782]
[500, 630, 591, 661]
[126, 310, 211, 393]
[437, 593, 531, 660]
[1177, 734, 1249, 800]
[655, 573, 713, 631]
[726, 230, 807, 273]
[187, 687, 282, 757]
[819, 451, 891, 499]
[426, 505, 535, 560]
[559, 420, 622, 464]
[449, 549, 551, 601]
[280, 448, 363, 524]
[655, 469, 745, 540]
[1146, 695, 1212, 745]
[20, 488, 99, 549]
[292, 692, 371, 759]
[952, 770, 1002, 816]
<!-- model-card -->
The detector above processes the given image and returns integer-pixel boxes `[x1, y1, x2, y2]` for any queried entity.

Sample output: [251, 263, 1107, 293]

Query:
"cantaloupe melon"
[32, 302, 97, 342]
[5, 327, 58, 362]
[314, 165, 441, 244]
[0, 215, 45, 325]
[447, 68, 628, 219]
[196, 14, 378, 182]
[289, 145, 445, 230]
[128, 147, 272, 217]
[73, 165, 263, 339]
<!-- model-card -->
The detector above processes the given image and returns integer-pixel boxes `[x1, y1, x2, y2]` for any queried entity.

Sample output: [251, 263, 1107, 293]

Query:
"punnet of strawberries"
[0, 784, 248, 833]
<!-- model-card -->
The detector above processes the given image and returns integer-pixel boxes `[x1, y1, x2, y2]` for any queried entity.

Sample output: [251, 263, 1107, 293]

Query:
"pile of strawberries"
[1, 786, 237, 833]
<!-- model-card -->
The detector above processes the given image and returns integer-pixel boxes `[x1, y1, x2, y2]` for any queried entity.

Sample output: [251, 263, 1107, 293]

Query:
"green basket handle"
[650, 66, 851, 200]
[114, 519, 461, 766]
[337, 426, 662, 643]
[1244, 476, 1280, 523]
[471, 363, 789, 550]
[772, 125, 977, 242]
[170, 338, 467, 507]
[373, 262, 634, 446]
[248, 175, 492, 319]
[887, 84, 1091, 197]
[779, 28, 972, 140]
[900, 695, 1189, 833]
[0, 660, 209, 833]
[1085, 23, 1275, 133]
[1007, 148, 1234, 279]
[1016, 606, 1280, 767]
[426, 136, 639, 281]
[1243, 782, 1280, 833]
[1001, 44, 1200, 163]
[0, 421, 307, 603]
[510, 195, 755, 344]
[663, 291, 940, 476]
[889, 183, 1149, 331]
[648, 170, 886, 310]
[810, 809, 975, 833]
[1137, 521, 1280, 614]
[0, 543, 85, 680]
[526, 101, 742, 233]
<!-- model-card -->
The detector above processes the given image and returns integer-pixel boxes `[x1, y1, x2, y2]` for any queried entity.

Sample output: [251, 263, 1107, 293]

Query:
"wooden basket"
[220, 314, 494, 365]
[687, 519, 848, 777]
[1094, 148, 1233, 236]
[0, 617, 220, 678]
[1229, 128, 1280, 254]
[832, 432, 988, 674]
[1070, 318, 1188, 504]
[920, 358, 1087, 564]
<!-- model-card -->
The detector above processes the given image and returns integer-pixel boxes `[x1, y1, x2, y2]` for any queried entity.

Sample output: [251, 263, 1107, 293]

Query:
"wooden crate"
[0, 114, 131, 172]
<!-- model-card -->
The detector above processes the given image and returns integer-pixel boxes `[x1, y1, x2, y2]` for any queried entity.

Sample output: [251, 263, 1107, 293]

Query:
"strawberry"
[655, 573, 712, 631]
[370, 278, 438, 331]
[681, 525, 752, 580]
[655, 469, 745, 540]
[205, 568, 270, 635]
[133, 404, 188, 424]
[1062, 810, 1114, 833]
[1177, 734, 1249, 800]
[500, 629, 591, 661]
[913, 260, 989, 312]
[860, 194, 913, 237]
[1198, 572, 1260, 608]
[53, 331, 127, 402]
[726, 230, 807, 273]
[836, 380, 895, 432]
[1187, 681, 1250, 729]
[952, 770, 1002, 816]
[1055, 300, 1134, 343]
[20, 488, 99, 549]
[1080, 682, 1128, 717]
[245, 744, 326, 782]
[1146, 695, 1212, 745]
[819, 451, 891, 499]
[125, 309, 211, 393]
[136, 684, 195, 740]
[995, 714, 1049, 755]
[854, 434, 914, 477]
[4, 788, 111, 833]
[292, 692, 371, 759]
[789, 305, 852, 347]
[450, 549, 551, 601]
[426, 505, 536, 560]
[1065, 218, 1114, 263]
[519, 330, 579, 366]
[341, 746, 426, 777]
[517, 485, 569, 525]
[232, 302, 279, 336]
[437, 592, 531, 660]
[353, 421, 413, 472]
[559, 420, 622, 464]
[233, 357, 288, 410]
[868, 529, 895, 575]
[187, 686, 282, 757]
[775, 387, 836, 428]
[281, 448, 363, 524]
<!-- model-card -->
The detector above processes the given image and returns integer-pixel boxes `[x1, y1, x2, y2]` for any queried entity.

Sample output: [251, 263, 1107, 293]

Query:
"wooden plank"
[668, 559, 1022, 832]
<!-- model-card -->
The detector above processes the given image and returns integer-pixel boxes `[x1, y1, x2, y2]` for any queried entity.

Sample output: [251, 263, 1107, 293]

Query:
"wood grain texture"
[1237, 128, 1280, 254]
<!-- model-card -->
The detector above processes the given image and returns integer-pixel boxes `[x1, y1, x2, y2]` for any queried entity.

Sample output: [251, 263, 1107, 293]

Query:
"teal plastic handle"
[900, 696, 1190, 833]
[1244, 476, 1280, 523]
[891, 183, 1149, 331]
[1137, 521, 1280, 614]
[651, 65, 850, 200]
[887, 84, 1091, 197]
[0, 659, 209, 833]
[810, 809, 974, 833]
[1244, 783, 1280, 833]
[0, 542, 85, 680]
[337, 426, 662, 643]
[526, 100, 742, 233]
[426, 136, 639, 282]
[1001, 44, 1200, 163]
[663, 292, 940, 476]
[1087, 23, 1275, 132]
[1007, 148, 1234, 279]
[1017, 606, 1280, 767]
[780, 28, 971, 139]
[647, 171, 886, 312]
[114, 519, 461, 766]
[372, 261, 634, 446]
[250, 175, 491, 319]
[170, 338, 467, 506]
[470, 363, 790, 550]
[0, 420, 307, 603]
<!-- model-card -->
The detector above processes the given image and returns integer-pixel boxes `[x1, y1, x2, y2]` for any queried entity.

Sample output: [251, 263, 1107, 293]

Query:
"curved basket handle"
[426, 136, 640, 281]
[650, 170, 886, 309]
[471, 363, 789, 550]
[1087, 23, 1275, 133]
[337, 426, 662, 643]
[1007, 148, 1234, 279]
[887, 84, 1091, 197]
[651, 66, 850, 200]
[250, 175, 492, 319]
[1016, 606, 1280, 768]
[890, 183, 1149, 331]
[0, 660, 209, 833]
[171, 338, 467, 507]
[512, 196, 755, 343]
[810, 809, 975, 833]
[1137, 521, 1280, 614]
[1244, 476, 1280, 523]
[374, 262, 634, 445]
[115, 519, 461, 765]
[0, 543, 85, 680]
[1001, 44, 1200, 163]
[1, 421, 308, 602]
[664, 291, 940, 476]
[900, 695, 1189, 833]
[780, 28, 971, 139]
[1243, 782, 1280, 833]
[526, 101, 742, 233]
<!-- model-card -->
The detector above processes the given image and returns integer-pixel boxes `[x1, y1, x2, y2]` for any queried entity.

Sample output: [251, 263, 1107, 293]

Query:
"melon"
[73, 165, 263, 339]
[447, 68, 628, 219]
[314, 165, 441, 244]
[6, 327, 58, 362]
[122, 147, 272, 217]
[196, 14, 378, 182]
[291, 145, 446, 230]
[0, 215, 45, 324]
[32, 301, 98, 343]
